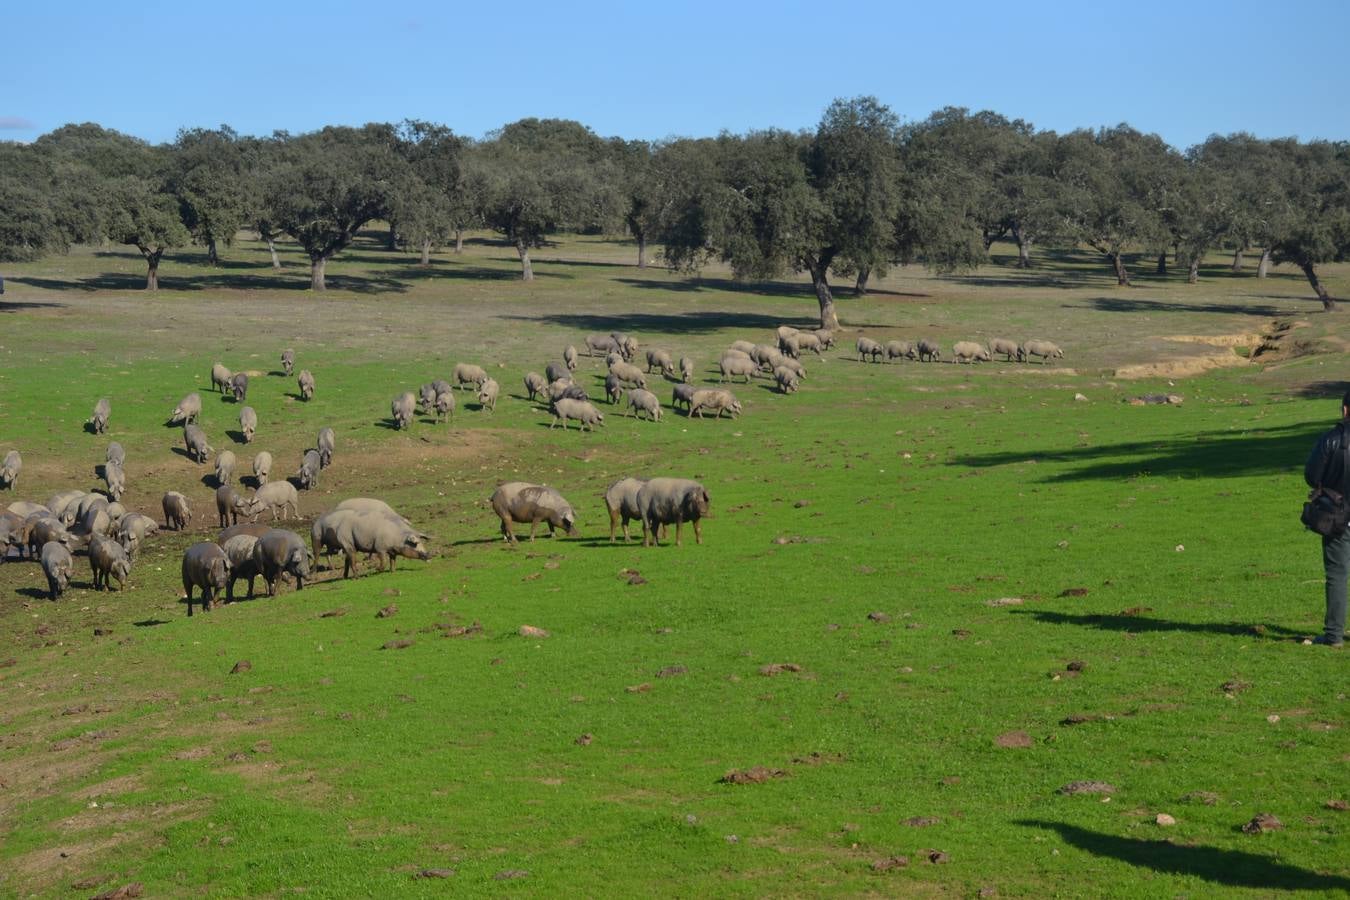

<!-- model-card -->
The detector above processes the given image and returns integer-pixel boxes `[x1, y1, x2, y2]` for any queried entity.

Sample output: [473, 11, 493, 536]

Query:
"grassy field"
[0, 233, 1347, 897]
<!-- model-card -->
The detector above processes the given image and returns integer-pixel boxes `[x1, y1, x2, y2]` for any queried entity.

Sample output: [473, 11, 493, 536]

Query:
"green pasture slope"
[0, 235, 1346, 897]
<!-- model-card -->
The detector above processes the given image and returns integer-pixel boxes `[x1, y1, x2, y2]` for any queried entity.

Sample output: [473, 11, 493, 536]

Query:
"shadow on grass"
[499, 310, 824, 335]
[9, 270, 411, 295]
[1010, 609, 1304, 638]
[133, 618, 170, 627]
[385, 264, 567, 282]
[1019, 821, 1350, 892]
[1065, 296, 1292, 317]
[0, 299, 66, 312]
[1284, 381, 1350, 401]
[952, 421, 1327, 482]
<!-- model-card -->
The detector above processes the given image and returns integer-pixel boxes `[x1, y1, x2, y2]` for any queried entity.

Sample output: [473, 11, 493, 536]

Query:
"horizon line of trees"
[1, 99, 1348, 328]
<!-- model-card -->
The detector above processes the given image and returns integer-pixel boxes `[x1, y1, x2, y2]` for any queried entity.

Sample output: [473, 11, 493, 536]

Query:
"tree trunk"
[1301, 261, 1335, 311]
[1155, 252, 1167, 276]
[1110, 251, 1131, 286]
[636, 232, 648, 269]
[1231, 245, 1244, 272]
[311, 255, 327, 292]
[420, 239, 432, 266]
[207, 237, 219, 267]
[1257, 248, 1272, 278]
[1013, 227, 1032, 268]
[806, 263, 839, 330]
[1187, 254, 1201, 284]
[854, 267, 870, 296]
[144, 251, 161, 291]
[454, 229, 463, 254]
[386, 221, 398, 251]
[266, 238, 281, 270]
[516, 241, 534, 281]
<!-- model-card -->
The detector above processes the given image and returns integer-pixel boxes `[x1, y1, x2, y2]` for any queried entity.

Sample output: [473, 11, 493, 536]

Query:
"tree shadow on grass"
[1284, 381, 1350, 401]
[498, 310, 823, 335]
[0, 299, 66, 312]
[384, 264, 566, 282]
[1009, 609, 1304, 639]
[1018, 821, 1350, 892]
[952, 420, 1327, 482]
[1064, 296, 1292, 317]
[9, 270, 410, 295]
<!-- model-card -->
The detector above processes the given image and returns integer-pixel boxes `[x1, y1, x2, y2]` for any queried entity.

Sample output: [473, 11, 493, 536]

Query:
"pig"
[626, 388, 662, 421]
[549, 397, 605, 431]
[545, 362, 569, 384]
[1, 511, 30, 559]
[76, 504, 117, 540]
[245, 480, 298, 521]
[184, 423, 212, 463]
[5, 500, 48, 519]
[609, 361, 647, 389]
[679, 357, 694, 383]
[605, 351, 625, 370]
[477, 378, 499, 412]
[313, 509, 428, 578]
[547, 379, 588, 404]
[116, 512, 159, 558]
[29, 517, 76, 557]
[317, 427, 335, 468]
[672, 383, 696, 411]
[616, 334, 639, 360]
[646, 349, 675, 377]
[419, 383, 439, 411]
[856, 338, 884, 363]
[749, 346, 783, 370]
[688, 389, 742, 419]
[239, 406, 258, 443]
[233, 372, 252, 405]
[41, 541, 74, 600]
[215, 449, 237, 486]
[217, 522, 273, 546]
[729, 340, 758, 356]
[294, 450, 321, 490]
[162, 491, 192, 530]
[75, 492, 111, 523]
[774, 366, 800, 394]
[252, 528, 312, 596]
[454, 362, 488, 390]
[604, 372, 626, 405]
[434, 390, 455, 422]
[603, 477, 648, 542]
[524, 372, 548, 402]
[221, 533, 261, 601]
[211, 363, 233, 393]
[392, 391, 416, 430]
[917, 339, 942, 362]
[794, 333, 824, 356]
[636, 477, 711, 547]
[103, 460, 125, 501]
[490, 482, 577, 543]
[723, 348, 755, 367]
[89, 534, 132, 591]
[216, 484, 248, 528]
[106, 442, 126, 468]
[563, 345, 578, 370]
[297, 369, 315, 401]
[584, 334, 620, 357]
[719, 356, 758, 383]
[181, 542, 231, 615]
[88, 398, 111, 434]
[775, 325, 800, 343]
[778, 334, 801, 359]
[885, 340, 917, 362]
[281, 349, 295, 375]
[952, 341, 991, 363]
[431, 378, 452, 397]
[989, 337, 1021, 361]
[813, 328, 836, 349]
[170, 392, 202, 425]
[252, 451, 273, 486]
[1020, 339, 1064, 363]
[1, 450, 21, 491]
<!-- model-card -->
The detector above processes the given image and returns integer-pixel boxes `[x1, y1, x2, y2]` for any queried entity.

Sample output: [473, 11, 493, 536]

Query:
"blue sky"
[2, 0, 1346, 150]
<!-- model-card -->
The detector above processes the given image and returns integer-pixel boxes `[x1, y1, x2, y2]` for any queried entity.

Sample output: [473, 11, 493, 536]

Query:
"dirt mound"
[1114, 352, 1248, 379]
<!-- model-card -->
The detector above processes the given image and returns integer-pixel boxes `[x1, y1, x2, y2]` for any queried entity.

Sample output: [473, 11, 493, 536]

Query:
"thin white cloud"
[0, 116, 35, 130]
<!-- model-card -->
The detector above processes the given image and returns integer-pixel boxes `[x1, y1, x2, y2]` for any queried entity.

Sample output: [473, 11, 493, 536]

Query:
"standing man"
[1304, 392, 1350, 647]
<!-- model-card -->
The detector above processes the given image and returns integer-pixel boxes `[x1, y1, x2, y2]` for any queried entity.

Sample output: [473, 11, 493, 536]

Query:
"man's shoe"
[1311, 634, 1345, 647]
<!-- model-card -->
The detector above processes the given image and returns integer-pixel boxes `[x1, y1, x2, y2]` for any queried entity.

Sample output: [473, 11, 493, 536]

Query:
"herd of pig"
[0, 324, 1059, 616]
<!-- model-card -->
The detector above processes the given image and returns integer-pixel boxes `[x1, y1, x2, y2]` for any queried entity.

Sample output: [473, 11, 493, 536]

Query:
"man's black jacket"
[1305, 422, 1350, 492]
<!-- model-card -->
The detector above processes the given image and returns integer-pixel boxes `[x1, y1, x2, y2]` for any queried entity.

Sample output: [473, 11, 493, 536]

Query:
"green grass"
[0, 232, 1347, 897]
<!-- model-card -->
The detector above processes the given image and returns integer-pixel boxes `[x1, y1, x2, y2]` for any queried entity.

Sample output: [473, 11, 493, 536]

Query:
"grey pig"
[794, 333, 824, 356]
[679, 357, 694, 383]
[295, 450, 321, 489]
[103, 460, 125, 501]
[1020, 339, 1064, 363]
[312, 509, 429, 578]
[885, 340, 917, 362]
[688, 389, 742, 419]
[391, 391, 416, 429]
[216, 484, 248, 528]
[546, 378, 588, 403]
[215, 449, 237, 486]
[210, 363, 232, 393]
[550, 398, 605, 431]
[856, 338, 884, 362]
[170, 392, 202, 425]
[477, 377, 499, 412]
[117, 512, 159, 557]
[490, 482, 578, 543]
[563, 345, 578, 370]
[246, 480, 299, 521]
[583, 334, 620, 357]
[609, 361, 647, 389]
[221, 533, 261, 601]
[297, 370, 315, 400]
[89, 534, 131, 591]
[603, 476, 648, 542]
[184, 423, 212, 463]
[454, 362, 488, 390]
[281, 349, 295, 375]
[162, 491, 192, 530]
[719, 356, 758, 383]
[626, 388, 662, 421]
[671, 383, 696, 411]
[814, 328, 836, 349]
[252, 528, 312, 596]
[252, 451, 273, 486]
[0, 450, 21, 490]
[605, 350, 625, 370]
[774, 366, 800, 394]
[952, 341, 991, 363]
[434, 391, 456, 422]
[41, 541, 74, 600]
[419, 383, 438, 411]
[88, 398, 111, 434]
[239, 406, 258, 443]
[181, 542, 231, 616]
[988, 337, 1021, 361]
[106, 442, 126, 467]
[645, 349, 675, 377]
[917, 339, 942, 362]
[636, 477, 711, 547]
[545, 362, 569, 384]
[604, 372, 625, 405]
[317, 427, 335, 468]
[524, 372, 548, 402]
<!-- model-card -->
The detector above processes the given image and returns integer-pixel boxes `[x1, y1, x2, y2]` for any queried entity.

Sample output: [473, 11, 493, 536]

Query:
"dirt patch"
[1114, 351, 1248, 379]
[1164, 332, 1264, 348]
[1058, 781, 1116, 796]
[719, 766, 788, 785]
[995, 731, 1034, 748]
